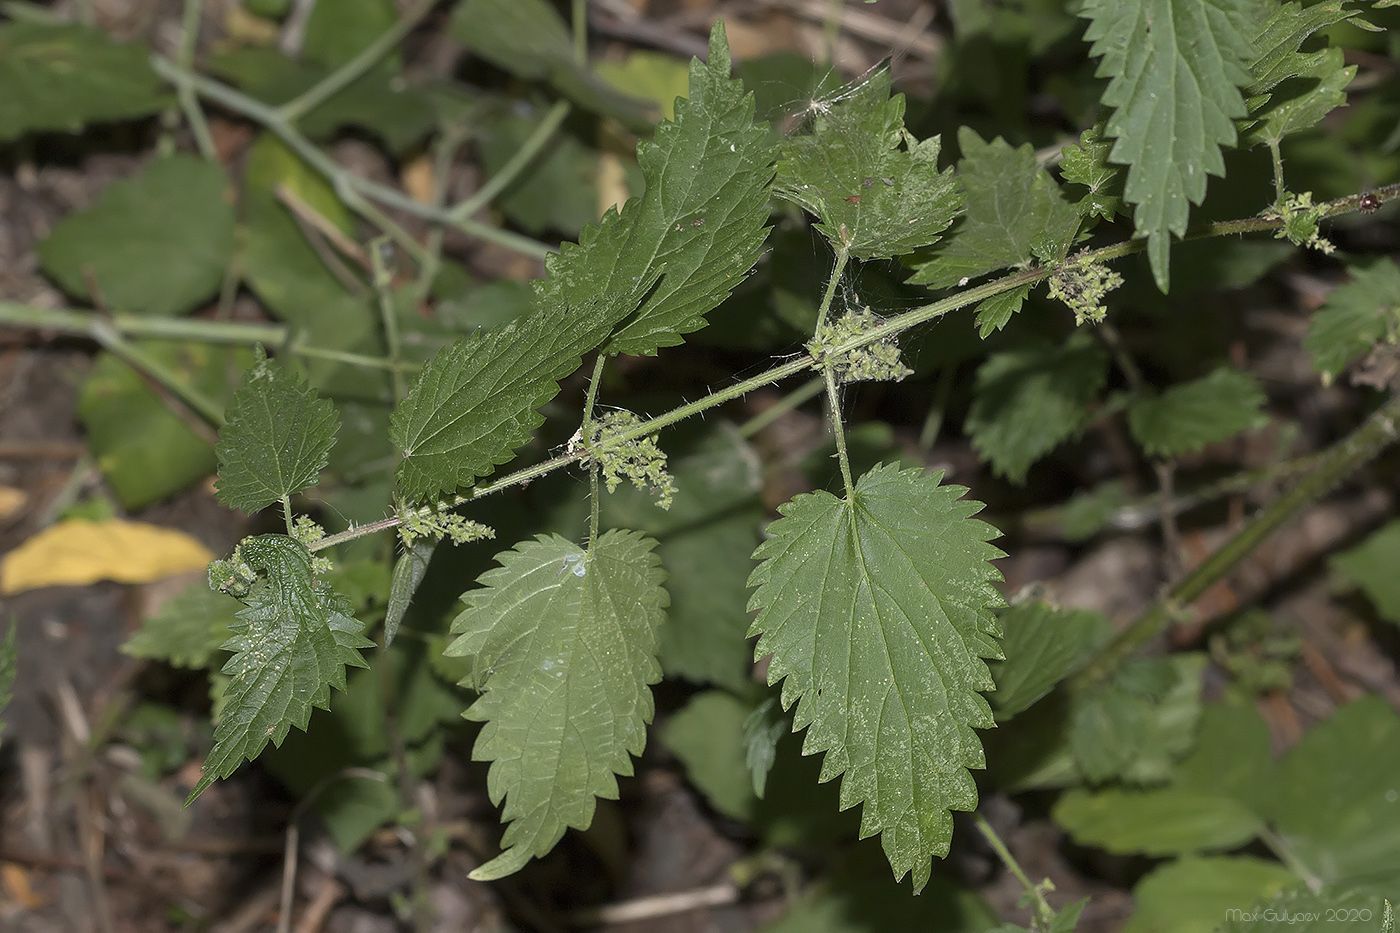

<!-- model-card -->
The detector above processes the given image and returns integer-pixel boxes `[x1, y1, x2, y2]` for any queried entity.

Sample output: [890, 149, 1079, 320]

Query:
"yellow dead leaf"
[1, 861, 45, 909]
[0, 520, 215, 595]
[401, 154, 436, 205]
[596, 152, 630, 220]
[0, 487, 26, 520]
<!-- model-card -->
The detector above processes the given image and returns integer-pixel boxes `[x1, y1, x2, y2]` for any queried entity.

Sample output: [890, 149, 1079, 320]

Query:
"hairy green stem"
[815, 245, 850, 330]
[823, 366, 855, 498]
[973, 813, 1055, 930]
[148, 57, 553, 262]
[1074, 390, 1400, 691]
[581, 353, 608, 545]
[277, 0, 439, 124]
[449, 101, 572, 222]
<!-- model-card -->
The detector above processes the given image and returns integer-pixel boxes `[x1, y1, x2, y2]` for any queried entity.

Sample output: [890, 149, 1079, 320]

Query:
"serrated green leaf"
[1078, 0, 1258, 292]
[448, 0, 655, 131]
[215, 352, 340, 514]
[1304, 259, 1400, 379]
[1241, 46, 1354, 148]
[1128, 366, 1268, 458]
[989, 602, 1112, 721]
[1222, 885, 1400, 932]
[0, 22, 169, 141]
[1266, 696, 1400, 884]
[38, 156, 235, 316]
[190, 535, 373, 801]
[747, 463, 1005, 891]
[909, 127, 1078, 287]
[78, 343, 253, 509]
[1071, 654, 1205, 784]
[445, 530, 667, 879]
[1060, 124, 1124, 220]
[1244, 1, 1364, 98]
[663, 691, 757, 821]
[123, 582, 241, 669]
[390, 288, 640, 501]
[384, 540, 435, 645]
[534, 23, 777, 358]
[973, 285, 1032, 339]
[744, 697, 786, 798]
[775, 69, 961, 260]
[1124, 857, 1297, 933]
[964, 334, 1109, 483]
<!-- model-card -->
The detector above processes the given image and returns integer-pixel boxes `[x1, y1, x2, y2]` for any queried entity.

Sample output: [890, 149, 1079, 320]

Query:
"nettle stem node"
[585, 410, 677, 509]
[1267, 191, 1336, 255]
[809, 308, 911, 383]
[1048, 258, 1123, 325]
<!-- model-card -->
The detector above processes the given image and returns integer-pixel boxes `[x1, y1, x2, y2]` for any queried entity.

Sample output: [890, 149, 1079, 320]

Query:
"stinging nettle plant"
[10, 0, 1400, 926]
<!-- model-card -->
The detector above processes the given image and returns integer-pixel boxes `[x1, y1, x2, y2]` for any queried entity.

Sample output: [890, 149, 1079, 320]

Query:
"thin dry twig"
[567, 883, 740, 926]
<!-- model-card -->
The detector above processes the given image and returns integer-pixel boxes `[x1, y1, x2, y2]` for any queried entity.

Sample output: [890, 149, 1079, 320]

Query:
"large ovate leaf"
[775, 69, 961, 260]
[964, 333, 1109, 483]
[215, 352, 341, 514]
[747, 463, 1005, 891]
[534, 22, 777, 358]
[1304, 260, 1400, 381]
[1127, 366, 1269, 458]
[988, 602, 1112, 721]
[190, 535, 374, 800]
[0, 22, 169, 141]
[38, 156, 235, 316]
[1078, 0, 1258, 291]
[445, 530, 667, 879]
[908, 127, 1078, 287]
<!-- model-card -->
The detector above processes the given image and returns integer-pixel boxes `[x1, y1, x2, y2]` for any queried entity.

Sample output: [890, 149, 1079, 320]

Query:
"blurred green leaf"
[1304, 259, 1400, 381]
[965, 334, 1109, 483]
[78, 342, 253, 509]
[0, 23, 169, 141]
[39, 156, 235, 316]
[1123, 857, 1296, 933]
[989, 602, 1112, 721]
[1333, 519, 1400, 624]
[663, 691, 757, 821]
[476, 108, 598, 236]
[124, 582, 242, 669]
[1128, 367, 1269, 459]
